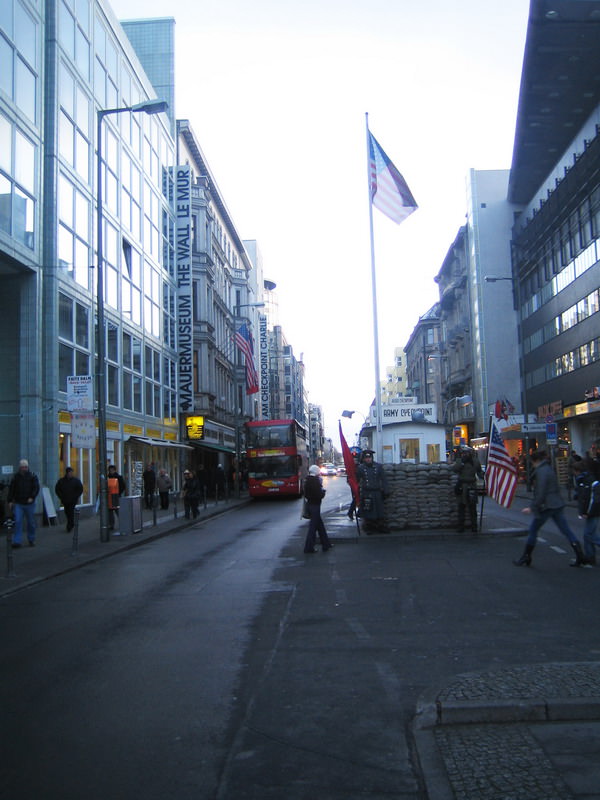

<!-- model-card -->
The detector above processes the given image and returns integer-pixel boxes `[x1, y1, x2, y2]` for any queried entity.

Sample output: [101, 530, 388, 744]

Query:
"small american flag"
[235, 323, 259, 395]
[486, 420, 518, 508]
[368, 131, 417, 225]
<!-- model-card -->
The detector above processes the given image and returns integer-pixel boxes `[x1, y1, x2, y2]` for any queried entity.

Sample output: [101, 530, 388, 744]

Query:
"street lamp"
[96, 99, 168, 543]
[341, 410, 368, 446]
[443, 394, 473, 423]
[484, 276, 513, 282]
[232, 303, 265, 498]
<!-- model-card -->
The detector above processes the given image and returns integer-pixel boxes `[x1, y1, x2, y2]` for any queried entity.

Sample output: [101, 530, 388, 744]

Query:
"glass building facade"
[0, 0, 183, 505]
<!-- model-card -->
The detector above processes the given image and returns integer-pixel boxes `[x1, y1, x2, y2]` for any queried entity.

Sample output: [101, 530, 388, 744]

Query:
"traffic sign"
[546, 422, 558, 445]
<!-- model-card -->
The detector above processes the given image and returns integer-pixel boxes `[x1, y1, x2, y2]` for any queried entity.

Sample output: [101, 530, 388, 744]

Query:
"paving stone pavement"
[414, 662, 600, 800]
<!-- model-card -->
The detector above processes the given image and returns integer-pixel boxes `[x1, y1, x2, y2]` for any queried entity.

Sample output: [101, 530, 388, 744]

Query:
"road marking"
[346, 617, 370, 641]
[335, 588, 347, 604]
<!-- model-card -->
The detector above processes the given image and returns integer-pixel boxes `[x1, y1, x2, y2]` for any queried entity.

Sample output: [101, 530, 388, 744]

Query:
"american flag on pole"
[486, 419, 518, 508]
[235, 323, 259, 395]
[368, 131, 418, 225]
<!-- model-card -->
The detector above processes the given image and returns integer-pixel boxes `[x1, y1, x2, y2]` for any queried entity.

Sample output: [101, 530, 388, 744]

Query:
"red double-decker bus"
[245, 419, 308, 498]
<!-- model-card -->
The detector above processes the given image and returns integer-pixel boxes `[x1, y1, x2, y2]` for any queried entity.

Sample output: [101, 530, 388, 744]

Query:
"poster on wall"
[71, 413, 95, 448]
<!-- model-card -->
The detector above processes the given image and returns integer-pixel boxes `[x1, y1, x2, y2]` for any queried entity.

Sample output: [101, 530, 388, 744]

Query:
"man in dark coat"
[356, 450, 389, 533]
[514, 450, 587, 567]
[303, 465, 333, 553]
[7, 459, 40, 547]
[142, 463, 156, 509]
[55, 467, 84, 532]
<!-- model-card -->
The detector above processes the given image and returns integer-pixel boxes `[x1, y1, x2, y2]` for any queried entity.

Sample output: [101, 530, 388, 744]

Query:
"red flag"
[339, 421, 360, 507]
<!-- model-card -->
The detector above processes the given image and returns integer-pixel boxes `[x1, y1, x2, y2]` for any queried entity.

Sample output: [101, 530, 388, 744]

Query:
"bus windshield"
[245, 423, 294, 449]
[247, 455, 299, 480]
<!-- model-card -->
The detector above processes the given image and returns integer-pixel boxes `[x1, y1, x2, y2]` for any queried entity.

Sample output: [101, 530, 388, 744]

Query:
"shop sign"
[537, 400, 562, 419]
[186, 415, 205, 439]
[175, 165, 193, 413]
[71, 412, 95, 448]
[521, 423, 546, 432]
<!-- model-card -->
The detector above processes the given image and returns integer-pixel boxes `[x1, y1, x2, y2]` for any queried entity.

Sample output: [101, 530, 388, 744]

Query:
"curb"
[415, 695, 600, 728]
[412, 663, 600, 800]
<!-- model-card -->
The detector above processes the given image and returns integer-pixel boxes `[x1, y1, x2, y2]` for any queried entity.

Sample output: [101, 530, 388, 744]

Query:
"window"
[0, 112, 36, 248]
[1, 5, 38, 123]
[58, 63, 90, 183]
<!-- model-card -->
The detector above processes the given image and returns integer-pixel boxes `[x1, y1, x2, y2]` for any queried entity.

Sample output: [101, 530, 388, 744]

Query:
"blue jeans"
[582, 516, 600, 560]
[526, 507, 578, 548]
[13, 502, 36, 545]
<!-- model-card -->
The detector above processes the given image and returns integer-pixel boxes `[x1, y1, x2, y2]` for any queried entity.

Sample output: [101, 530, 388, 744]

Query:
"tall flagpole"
[478, 412, 494, 531]
[365, 112, 384, 461]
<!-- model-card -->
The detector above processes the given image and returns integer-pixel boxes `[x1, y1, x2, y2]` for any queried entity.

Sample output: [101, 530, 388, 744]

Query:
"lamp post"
[96, 99, 168, 543]
[232, 303, 265, 498]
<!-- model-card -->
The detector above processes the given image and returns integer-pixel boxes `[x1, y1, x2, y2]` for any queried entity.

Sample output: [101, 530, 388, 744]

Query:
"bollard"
[152, 494, 157, 527]
[4, 518, 16, 578]
[71, 508, 80, 556]
[203, 486, 207, 509]
[172, 492, 178, 519]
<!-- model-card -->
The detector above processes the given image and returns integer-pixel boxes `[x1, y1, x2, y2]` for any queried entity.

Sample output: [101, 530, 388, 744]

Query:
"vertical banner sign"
[259, 314, 269, 419]
[71, 413, 96, 448]
[175, 165, 193, 413]
[67, 375, 94, 412]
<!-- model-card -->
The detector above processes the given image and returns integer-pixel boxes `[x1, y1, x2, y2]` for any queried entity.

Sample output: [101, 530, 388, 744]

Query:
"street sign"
[67, 375, 93, 412]
[546, 422, 558, 445]
[521, 423, 546, 432]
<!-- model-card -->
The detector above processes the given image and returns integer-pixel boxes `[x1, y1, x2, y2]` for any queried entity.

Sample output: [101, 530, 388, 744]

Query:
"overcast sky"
[111, 0, 530, 444]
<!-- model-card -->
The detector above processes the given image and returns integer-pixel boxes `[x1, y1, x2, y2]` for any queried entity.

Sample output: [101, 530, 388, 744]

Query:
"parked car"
[336, 465, 347, 476]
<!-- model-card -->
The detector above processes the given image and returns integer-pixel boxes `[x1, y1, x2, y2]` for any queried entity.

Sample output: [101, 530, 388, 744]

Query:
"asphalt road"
[2, 477, 599, 799]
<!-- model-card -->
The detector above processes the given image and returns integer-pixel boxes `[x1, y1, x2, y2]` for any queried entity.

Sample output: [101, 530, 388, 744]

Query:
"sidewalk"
[0, 493, 250, 598]
[413, 662, 600, 799]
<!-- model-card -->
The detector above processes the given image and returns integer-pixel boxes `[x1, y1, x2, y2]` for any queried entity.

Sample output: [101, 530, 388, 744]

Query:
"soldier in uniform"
[357, 450, 389, 533]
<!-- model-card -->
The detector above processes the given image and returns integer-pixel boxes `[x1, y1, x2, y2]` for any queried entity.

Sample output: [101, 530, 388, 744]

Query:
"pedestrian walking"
[142, 463, 156, 509]
[55, 467, 83, 532]
[214, 464, 226, 499]
[573, 460, 600, 566]
[196, 464, 208, 506]
[567, 450, 582, 499]
[514, 450, 588, 567]
[303, 464, 332, 553]
[182, 470, 200, 519]
[7, 459, 40, 547]
[107, 465, 126, 531]
[156, 468, 172, 510]
[356, 450, 389, 533]
[453, 447, 483, 532]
